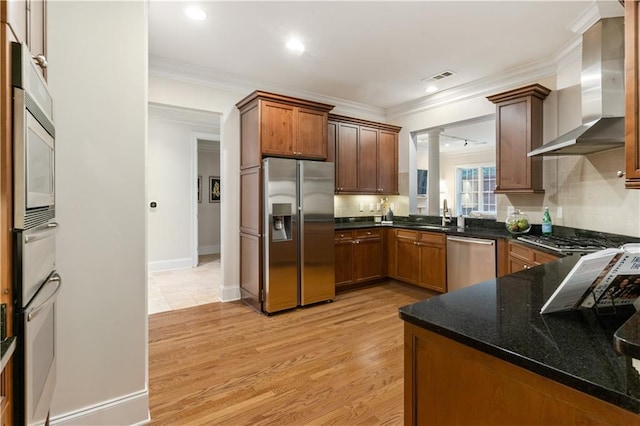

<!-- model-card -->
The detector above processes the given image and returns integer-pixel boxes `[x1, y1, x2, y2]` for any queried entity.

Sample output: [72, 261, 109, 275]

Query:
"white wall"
[198, 149, 221, 254]
[47, 1, 149, 424]
[147, 113, 218, 271]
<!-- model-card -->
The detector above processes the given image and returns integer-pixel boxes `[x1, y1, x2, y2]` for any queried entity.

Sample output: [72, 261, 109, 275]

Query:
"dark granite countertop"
[399, 256, 640, 413]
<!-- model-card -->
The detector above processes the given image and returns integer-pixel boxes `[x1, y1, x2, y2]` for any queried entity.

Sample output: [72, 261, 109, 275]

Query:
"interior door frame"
[191, 132, 220, 267]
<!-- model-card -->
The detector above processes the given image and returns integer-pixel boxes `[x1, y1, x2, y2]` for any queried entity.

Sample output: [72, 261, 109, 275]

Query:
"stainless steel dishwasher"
[446, 236, 496, 292]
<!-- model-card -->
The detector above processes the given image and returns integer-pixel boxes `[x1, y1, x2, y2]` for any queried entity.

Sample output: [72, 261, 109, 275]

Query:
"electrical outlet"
[557, 207, 563, 219]
[359, 203, 364, 212]
[507, 206, 515, 216]
[369, 203, 374, 212]
[376, 203, 381, 211]
[390, 202, 395, 210]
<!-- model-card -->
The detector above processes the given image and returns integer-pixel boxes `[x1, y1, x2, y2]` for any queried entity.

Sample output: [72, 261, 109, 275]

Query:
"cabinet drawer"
[335, 230, 354, 242]
[508, 241, 531, 262]
[397, 229, 419, 241]
[532, 250, 558, 265]
[419, 232, 446, 246]
[356, 228, 381, 240]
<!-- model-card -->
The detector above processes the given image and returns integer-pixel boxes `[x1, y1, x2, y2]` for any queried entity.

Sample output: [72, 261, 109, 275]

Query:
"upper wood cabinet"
[625, 0, 640, 188]
[329, 114, 401, 195]
[236, 91, 334, 168]
[487, 84, 550, 194]
[1, 0, 47, 80]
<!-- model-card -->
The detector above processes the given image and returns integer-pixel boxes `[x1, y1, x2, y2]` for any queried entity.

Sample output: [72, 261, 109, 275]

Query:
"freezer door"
[263, 158, 298, 313]
[299, 160, 335, 305]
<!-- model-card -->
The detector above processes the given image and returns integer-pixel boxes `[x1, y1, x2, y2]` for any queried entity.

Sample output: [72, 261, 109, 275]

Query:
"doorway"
[147, 103, 222, 314]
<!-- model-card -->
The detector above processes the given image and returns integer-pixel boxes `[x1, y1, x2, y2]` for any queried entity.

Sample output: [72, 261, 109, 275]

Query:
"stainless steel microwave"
[12, 42, 55, 230]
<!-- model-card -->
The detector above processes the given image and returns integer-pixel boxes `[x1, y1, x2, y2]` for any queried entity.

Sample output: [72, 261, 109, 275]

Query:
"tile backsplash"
[497, 148, 640, 237]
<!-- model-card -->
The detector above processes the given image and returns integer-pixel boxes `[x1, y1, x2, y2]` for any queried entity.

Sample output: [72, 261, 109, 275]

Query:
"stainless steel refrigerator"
[263, 158, 335, 314]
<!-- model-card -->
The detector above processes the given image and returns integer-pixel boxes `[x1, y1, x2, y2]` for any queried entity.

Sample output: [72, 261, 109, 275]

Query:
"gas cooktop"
[516, 235, 620, 253]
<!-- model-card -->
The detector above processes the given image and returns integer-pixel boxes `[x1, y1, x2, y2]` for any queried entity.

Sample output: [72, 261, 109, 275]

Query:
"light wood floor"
[148, 281, 434, 425]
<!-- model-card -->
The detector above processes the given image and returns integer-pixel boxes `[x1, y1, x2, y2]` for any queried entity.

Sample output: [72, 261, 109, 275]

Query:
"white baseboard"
[221, 284, 241, 302]
[51, 389, 149, 425]
[148, 257, 192, 272]
[198, 244, 220, 255]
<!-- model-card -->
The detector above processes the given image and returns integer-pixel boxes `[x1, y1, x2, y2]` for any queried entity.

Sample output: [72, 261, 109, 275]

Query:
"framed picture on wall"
[209, 176, 221, 203]
[197, 175, 202, 203]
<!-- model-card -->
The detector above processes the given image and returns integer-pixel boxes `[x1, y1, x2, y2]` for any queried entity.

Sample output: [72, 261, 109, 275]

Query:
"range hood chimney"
[528, 17, 625, 157]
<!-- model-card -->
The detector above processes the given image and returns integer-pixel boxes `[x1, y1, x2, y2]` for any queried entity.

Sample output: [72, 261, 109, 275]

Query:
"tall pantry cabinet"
[236, 91, 334, 312]
[1, 1, 48, 424]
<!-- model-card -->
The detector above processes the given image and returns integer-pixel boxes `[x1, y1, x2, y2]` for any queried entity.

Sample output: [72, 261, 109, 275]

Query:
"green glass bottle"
[542, 207, 553, 236]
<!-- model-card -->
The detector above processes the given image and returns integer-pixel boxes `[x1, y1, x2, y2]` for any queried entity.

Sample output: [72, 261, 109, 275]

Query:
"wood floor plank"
[148, 281, 434, 425]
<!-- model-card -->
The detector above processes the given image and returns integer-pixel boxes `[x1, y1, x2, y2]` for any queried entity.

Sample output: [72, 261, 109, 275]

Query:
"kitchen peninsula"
[400, 255, 640, 425]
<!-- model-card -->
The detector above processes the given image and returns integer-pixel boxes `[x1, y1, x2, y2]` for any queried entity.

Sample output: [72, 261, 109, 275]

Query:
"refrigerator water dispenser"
[271, 203, 292, 241]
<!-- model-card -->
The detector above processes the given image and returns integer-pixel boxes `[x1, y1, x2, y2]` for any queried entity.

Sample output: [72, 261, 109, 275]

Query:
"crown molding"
[149, 102, 221, 131]
[569, 0, 624, 35]
[149, 56, 386, 122]
[386, 57, 557, 121]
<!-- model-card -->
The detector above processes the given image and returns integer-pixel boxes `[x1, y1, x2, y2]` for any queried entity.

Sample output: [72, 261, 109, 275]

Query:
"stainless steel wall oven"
[12, 41, 60, 426]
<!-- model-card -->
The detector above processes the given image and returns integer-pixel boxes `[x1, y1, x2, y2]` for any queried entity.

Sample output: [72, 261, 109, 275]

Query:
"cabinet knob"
[617, 170, 625, 178]
[33, 54, 48, 69]
[524, 264, 530, 269]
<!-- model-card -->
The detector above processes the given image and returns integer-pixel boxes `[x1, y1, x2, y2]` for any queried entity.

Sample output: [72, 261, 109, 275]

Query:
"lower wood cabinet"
[507, 241, 559, 274]
[334, 228, 383, 288]
[392, 229, 447, 293]
[404, 322, 640, 426]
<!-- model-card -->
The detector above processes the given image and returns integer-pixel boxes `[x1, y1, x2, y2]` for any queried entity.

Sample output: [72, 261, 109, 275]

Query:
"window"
[455, 165, 495, 216]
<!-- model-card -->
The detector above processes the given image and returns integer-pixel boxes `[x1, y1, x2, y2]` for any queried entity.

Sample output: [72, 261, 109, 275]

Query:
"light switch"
[376, 203, 381, 211]
[557, 207, 563, 218]
[369, 203, 374, 211]
[390, 202, 395, 210]
[359, 203, 364, 212]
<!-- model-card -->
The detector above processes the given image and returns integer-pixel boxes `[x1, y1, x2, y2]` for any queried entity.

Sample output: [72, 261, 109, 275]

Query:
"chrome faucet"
[442, 199, 452, 226]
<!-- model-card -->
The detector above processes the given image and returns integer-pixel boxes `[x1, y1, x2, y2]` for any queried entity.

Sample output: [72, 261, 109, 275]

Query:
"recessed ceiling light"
[286, 37, 305, 54]
[425, 85, 438, 94]
[185, 6, 207, 21]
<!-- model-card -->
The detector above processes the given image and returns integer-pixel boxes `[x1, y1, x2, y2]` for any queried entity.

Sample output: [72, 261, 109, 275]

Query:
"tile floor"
[148, 254, 221, 314]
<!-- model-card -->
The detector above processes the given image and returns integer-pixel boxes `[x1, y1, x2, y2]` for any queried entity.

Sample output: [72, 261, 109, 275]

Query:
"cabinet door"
[260, 101, 295, 156]
[335, 231, 354, 287]
[625, 0, 640, 187]
[327, 120, 337, 164]
[354, 238, 382, 282]
[418, 244, 447, 292]
[496, 99, 530, 191]
[387, 228, 397, 278]
[297, 107, 327, 159]
[358, 126, 378, 193]
[336, 123, 359, 192]
[378, 130, 398, 194]
[396, 231, 419, 284]
[508, 256, 529, 273]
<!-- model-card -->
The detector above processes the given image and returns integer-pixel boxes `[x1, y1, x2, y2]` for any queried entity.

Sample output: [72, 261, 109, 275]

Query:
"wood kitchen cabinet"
[507, 240, 559, 274]
[487, 84, 550, 194]
[404, 322, 640, 426]
[236, 91, 334, 310]
[393, 229, 447, 293]
[329, 114, 401, 194]
[236, 91, 334, 168]
[625, 0, 640, 188]
[334, 228, 384, 288]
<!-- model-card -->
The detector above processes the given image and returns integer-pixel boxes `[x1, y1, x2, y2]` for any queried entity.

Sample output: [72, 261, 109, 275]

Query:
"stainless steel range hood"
[528, 17, 625, 157]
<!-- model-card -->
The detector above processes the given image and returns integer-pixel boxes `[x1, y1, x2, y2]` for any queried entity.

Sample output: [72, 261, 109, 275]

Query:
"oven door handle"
[27, 273, 61, 322]
[24, 222, 59, 244]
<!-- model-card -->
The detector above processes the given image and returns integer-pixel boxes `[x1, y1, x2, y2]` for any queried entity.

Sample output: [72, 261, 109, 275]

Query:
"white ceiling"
[148, 0, 624, 111]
